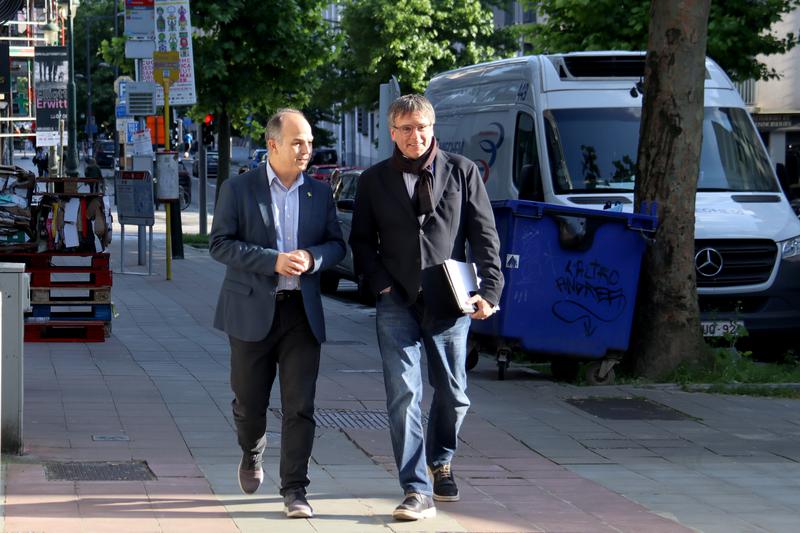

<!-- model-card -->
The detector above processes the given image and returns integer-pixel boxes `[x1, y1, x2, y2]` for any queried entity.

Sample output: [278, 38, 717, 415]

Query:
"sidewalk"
[2, 215, 800, 532]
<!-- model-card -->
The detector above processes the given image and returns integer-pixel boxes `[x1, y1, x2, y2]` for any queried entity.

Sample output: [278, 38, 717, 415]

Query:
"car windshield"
[98, 141, 113, 152]
[544, 107, 777, 193]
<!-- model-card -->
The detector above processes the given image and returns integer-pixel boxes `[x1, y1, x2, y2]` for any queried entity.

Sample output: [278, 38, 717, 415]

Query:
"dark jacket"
[209, 165, 346, 343]
[349, 149, 503, 307]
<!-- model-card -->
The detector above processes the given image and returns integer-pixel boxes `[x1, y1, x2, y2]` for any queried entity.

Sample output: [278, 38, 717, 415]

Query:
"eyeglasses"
[392, 123, 433, 135]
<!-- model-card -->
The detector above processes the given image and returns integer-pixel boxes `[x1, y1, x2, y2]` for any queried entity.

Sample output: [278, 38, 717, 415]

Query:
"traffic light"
[202, 113, 215, 146]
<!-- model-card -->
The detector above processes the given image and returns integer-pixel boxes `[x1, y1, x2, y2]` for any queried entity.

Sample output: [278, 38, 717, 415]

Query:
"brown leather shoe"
[237, 453, 263, 495]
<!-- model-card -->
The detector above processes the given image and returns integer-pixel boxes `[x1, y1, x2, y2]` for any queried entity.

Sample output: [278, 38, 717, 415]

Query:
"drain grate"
[271, 408, 427, 430]
[92, 434, 130, 442]
[44, 460, 157, 481]
[566, 397, 692, 421]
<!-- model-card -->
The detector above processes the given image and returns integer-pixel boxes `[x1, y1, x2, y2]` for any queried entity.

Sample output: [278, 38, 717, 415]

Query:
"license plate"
[701, 320, 744, 337]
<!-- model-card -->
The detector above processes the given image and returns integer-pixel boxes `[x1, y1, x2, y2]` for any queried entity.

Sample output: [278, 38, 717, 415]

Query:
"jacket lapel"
[298, 176, 313, 248]
[253, 166, 277, 246]
[422, 151, 453, 226]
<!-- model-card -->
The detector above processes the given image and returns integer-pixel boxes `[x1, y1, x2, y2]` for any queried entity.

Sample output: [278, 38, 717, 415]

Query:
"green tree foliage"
[74, 0, 120, 141]
[190, 0, 334, 185]
[336, 0, 517, 109]
[521, 0, 800, 81]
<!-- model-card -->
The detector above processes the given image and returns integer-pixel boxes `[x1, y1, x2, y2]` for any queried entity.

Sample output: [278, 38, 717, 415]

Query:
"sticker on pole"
[505, 254, 519, 269]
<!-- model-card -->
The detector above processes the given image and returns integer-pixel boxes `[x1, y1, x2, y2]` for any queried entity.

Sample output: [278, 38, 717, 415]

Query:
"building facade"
[748, 9, 800, 198]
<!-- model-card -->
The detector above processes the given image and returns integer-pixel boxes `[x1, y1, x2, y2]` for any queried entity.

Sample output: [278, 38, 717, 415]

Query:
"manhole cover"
[566, 397, 692, 420]
[44, 461, 157, 481]
[271, 408, 427, 429]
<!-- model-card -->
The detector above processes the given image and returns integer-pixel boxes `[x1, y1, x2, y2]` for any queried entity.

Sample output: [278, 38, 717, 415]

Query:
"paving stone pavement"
[2, 213, 800, 532]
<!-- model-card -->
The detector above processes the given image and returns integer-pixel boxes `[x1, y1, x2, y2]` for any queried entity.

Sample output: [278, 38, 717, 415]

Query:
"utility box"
[0, 262, 31, 454]
[156, 151, 179, 201]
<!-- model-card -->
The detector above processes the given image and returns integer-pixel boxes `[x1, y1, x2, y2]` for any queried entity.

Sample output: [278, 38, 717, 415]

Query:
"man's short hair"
[266, 108, 305, 142]
[388, 94, 435, 127]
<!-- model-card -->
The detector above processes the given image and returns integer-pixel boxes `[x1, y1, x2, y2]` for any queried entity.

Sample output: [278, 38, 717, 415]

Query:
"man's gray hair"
[266, 108, 306, 142]
[388, 94, 435, 127]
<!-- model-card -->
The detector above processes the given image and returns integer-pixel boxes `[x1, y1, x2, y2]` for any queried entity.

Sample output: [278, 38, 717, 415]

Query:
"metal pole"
[113, 0, 120, 203]
[65, 1, 79, 177]
[199, 122, 207, 235]
[85, 20, 92, 157]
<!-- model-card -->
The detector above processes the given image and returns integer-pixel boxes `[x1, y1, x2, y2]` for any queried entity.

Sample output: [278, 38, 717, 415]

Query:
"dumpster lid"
[491, 199, 657, 232]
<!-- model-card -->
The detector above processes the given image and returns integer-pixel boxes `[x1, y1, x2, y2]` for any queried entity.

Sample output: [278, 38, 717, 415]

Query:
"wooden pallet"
[0, 251, 110, 270]
[30, 286, 111, 304]
[28, 303, 112, 322]
[29, 268, 113, 288]
[24, 320, 107, 342]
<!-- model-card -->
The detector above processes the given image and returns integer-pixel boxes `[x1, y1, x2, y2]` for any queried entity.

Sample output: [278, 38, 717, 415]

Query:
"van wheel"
[320, 272, 339, 294]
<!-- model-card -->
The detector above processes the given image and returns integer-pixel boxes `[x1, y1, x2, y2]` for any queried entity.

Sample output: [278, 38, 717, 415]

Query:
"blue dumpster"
[470, 200, 657, 381]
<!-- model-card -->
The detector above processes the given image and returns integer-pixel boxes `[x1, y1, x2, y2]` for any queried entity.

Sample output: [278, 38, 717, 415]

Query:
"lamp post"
[62, 0, 80, 177]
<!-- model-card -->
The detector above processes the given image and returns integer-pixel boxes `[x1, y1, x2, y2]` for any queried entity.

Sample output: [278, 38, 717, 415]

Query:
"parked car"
[320, 168, 372, 303]
[308, 164, 337, 183]
[310, 147, 338, 166]
[178, 161, 191, 210]
[249, 148, 268, 169]
[94, 140, 115, 168]
[192, 150, 218, 179]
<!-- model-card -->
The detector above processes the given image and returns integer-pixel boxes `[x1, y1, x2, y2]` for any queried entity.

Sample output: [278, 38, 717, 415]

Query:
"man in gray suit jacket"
[210, 109, 345, 518]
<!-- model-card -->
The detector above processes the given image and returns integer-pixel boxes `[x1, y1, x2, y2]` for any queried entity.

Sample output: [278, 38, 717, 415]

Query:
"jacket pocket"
[222, 279, 253, 296]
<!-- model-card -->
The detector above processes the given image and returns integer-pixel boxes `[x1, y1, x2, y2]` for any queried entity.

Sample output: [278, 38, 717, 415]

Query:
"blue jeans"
[376, 291, 471, 496]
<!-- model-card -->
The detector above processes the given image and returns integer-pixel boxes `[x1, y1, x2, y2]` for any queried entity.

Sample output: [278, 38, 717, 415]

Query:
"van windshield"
[544, 107, 777, 193]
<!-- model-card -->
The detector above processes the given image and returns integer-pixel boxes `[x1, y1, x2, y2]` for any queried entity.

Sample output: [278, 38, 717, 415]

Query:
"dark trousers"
[228, 293, 320, 495]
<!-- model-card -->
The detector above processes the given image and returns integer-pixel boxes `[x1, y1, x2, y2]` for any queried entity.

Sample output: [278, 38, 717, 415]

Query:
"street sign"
[152, 51, 179, 87]
[116, 103, 130, 118]
[114, 76, 133, 101]
[126, 120, 140, 143]
[117, 170, 155, 226]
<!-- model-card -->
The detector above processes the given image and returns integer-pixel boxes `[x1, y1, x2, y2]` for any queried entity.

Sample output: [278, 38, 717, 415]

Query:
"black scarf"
[391, 137, 438, 216]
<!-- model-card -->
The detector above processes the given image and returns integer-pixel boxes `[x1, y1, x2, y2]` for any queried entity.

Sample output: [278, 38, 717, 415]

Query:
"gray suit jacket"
[209, 165, 346, 343]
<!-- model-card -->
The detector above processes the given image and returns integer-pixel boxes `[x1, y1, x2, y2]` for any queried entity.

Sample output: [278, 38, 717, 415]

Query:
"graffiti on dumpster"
[552, 259, 626, 336]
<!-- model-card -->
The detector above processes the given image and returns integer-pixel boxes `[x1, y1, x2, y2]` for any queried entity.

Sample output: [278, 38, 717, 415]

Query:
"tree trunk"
[216, 107, 232, 201]
[631, 0, 711, 379]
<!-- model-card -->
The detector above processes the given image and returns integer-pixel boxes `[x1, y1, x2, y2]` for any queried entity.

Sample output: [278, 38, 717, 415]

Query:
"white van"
[426, 52, 800, 349]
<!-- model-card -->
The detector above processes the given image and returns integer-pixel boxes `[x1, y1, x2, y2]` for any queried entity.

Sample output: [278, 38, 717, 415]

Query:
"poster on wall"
[140, 0, 196, 106]
[33, 46, 68, 147]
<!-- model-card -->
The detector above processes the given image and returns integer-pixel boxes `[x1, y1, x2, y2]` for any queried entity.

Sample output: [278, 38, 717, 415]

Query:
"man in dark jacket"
[349, 94, 503, 521]
[210, 109, 345, 518]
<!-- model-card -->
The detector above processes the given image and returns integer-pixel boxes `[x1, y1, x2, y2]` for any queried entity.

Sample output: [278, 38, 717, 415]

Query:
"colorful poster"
[140, 0, 196, 106]
[33, 46, 68, 147]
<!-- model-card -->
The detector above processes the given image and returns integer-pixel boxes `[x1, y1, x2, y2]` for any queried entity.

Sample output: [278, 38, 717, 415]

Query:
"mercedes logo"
[695, 248, 724, 277]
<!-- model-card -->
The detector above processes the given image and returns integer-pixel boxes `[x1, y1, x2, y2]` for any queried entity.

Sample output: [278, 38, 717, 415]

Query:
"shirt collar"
[266, 161, 305, 190]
